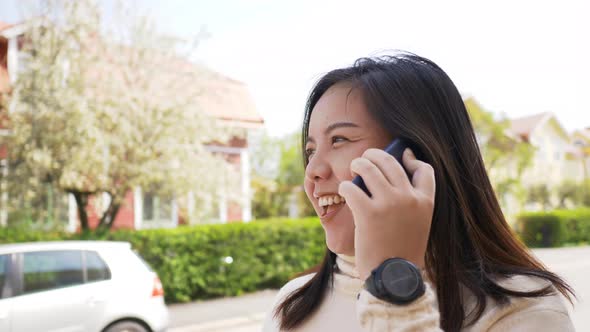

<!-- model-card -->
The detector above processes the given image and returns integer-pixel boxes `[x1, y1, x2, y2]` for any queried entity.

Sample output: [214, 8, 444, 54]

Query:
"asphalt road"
[168, 246, 590, 332]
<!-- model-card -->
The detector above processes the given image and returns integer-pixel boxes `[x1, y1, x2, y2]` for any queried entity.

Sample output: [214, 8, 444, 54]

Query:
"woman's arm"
[355, 274, 575, 332]
[488, 308, 574, 332]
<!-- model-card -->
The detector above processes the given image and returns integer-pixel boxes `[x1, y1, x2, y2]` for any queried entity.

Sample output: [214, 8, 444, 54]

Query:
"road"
[168, 246, 590, 332]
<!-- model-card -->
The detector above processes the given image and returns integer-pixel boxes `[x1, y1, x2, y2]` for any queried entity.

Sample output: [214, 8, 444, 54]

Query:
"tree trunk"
[72, 191, 90, 231]
[98, 192, 122, 230]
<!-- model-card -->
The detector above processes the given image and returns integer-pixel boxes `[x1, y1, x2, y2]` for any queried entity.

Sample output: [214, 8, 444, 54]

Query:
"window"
[8, 185, 69, 226]
[0, 254, 8, 298]
[143, 194, 155, 221]
[22, 250, 84, 294]
[143, 192, 172, 223]
[85, 251, 111, 282]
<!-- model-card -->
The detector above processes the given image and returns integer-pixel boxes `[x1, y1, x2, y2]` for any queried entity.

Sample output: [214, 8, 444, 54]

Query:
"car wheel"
[104, 321, 149, 332]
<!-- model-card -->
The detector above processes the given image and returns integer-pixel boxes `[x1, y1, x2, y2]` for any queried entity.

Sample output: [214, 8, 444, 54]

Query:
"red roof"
[192, 66, 263, 125]
[0, 21, 13, 33]
[0, 26, 264, 127]
[150, 54, 263, 125]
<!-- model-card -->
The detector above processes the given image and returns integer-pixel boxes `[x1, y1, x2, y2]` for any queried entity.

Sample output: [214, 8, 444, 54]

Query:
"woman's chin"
[319, 208, 355, 255]
[325, 232, 354, 256]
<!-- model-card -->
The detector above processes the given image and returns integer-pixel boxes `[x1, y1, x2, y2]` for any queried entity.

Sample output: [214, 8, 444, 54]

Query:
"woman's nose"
[305, 154, 331, 182]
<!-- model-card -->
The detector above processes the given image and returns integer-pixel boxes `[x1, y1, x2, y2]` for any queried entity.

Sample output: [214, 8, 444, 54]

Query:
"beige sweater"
[262, 255, 574, 331]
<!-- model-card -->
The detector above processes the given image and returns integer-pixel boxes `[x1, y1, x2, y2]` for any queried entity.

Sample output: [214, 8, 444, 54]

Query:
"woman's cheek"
[334, 155, 356, 181]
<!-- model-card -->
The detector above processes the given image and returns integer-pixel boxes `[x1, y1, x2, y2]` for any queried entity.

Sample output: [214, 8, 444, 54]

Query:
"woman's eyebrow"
[306, 122, 360, 144]
[324, 121, 360, 135]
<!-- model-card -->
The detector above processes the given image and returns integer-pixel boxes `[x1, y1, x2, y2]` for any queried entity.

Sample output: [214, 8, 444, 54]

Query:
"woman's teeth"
[319, 194, 346, 207]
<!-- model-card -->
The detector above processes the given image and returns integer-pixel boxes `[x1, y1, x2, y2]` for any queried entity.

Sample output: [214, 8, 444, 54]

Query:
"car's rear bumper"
[144, 296, 169, 332]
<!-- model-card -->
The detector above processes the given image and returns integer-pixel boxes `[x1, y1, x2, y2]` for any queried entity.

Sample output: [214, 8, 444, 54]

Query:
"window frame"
[0, 253, 18, 300]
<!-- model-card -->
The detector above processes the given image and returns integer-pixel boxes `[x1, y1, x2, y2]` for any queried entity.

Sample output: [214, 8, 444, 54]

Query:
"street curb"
[169, 312, 266, 332]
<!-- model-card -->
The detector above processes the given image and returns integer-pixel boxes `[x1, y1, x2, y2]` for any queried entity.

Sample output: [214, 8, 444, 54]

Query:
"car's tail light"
[152, 276, 165, 297]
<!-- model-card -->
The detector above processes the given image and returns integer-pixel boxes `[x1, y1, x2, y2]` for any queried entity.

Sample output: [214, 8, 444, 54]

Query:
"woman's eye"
[332, 136, 348, 144]
[305, 148, 315, 158]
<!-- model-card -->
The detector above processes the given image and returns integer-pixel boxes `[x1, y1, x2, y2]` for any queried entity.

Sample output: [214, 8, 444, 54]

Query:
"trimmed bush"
[0, 217, 326, 303]
[0, 223, 67, 243]
[516, 208, 590, 247]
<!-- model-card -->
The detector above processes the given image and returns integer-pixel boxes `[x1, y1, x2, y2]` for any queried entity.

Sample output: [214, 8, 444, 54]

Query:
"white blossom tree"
[1, 0, 239, 231]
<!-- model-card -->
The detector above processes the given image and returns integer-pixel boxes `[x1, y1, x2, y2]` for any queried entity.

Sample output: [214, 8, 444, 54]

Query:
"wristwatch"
[364, 258, 425, 305]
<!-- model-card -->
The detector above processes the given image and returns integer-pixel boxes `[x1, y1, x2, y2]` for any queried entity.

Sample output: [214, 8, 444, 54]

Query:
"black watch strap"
[364, 270, 380, 297]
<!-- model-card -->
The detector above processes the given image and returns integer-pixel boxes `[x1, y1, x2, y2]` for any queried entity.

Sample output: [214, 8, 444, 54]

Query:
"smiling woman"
[303, 83, 393, 256]
[262, 52, 576, 332]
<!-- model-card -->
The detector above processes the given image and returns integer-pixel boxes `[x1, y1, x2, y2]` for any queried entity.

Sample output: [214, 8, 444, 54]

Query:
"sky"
[1, 0, 589, 137]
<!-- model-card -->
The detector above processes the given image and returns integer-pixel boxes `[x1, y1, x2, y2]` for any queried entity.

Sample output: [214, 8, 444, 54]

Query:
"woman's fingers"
[402, 148, 436, 199]
[361, 148, 412, 190]
[349, 157, 390, 198]
[338, 180, 371, 218]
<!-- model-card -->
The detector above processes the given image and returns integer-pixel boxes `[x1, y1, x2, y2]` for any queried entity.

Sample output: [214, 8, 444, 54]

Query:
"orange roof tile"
[84, 36, 264, 126]
[192, 66, 263, 125]
[3, 27, 264, 127]
[0, 21, 13, 33]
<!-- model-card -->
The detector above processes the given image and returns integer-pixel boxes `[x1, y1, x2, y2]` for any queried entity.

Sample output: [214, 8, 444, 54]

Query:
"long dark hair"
[274, 52, 575, 331]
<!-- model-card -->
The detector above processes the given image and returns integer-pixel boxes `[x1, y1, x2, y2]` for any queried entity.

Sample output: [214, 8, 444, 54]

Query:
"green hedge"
[516, 208, 590, 247]
[0, 217, 326, 303]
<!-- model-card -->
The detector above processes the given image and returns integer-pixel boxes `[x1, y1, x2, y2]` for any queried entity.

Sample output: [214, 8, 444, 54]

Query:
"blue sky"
[2, 0, 589, 137]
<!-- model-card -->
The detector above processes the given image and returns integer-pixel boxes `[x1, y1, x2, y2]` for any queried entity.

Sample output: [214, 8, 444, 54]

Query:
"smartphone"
[352, 137, 418, 197]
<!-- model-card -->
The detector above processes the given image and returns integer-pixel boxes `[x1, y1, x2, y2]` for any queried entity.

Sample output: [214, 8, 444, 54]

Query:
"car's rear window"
[85, 250, 111, 282]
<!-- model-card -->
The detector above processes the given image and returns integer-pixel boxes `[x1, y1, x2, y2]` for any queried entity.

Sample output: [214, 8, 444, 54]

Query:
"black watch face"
[382, 260, 420, 299]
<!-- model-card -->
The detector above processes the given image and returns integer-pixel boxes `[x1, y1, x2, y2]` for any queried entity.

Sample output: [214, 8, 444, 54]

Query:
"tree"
[556, 180, 581, 208]
[1, 0, 237, 231]
[526, 184, 553, 211]
[250, 131, 314, 218]
[251, 176, 281, 219]
[464, 97, 535, 212]
[582, 180, 590, 207]
[250, 132, 281, 218]
[275, 132, 315, 217]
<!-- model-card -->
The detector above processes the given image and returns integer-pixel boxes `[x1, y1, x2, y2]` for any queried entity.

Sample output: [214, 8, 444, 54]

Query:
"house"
[572, 128, 590, 180]
[0, 20, 264, 231]
[509, 112, 585, 189]
[465, 97, 588, 216]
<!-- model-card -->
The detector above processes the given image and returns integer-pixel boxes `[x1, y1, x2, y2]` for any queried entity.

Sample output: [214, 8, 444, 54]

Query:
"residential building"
[510, 112, 585, 188]
[465, 97, 588, 216]
[572, 128, 590, 180]
[0, 20, 264, 231]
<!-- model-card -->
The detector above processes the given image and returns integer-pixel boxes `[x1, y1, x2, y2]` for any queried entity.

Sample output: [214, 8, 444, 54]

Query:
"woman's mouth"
[318, 195, 346, 221]
[320, 203, 345, 220]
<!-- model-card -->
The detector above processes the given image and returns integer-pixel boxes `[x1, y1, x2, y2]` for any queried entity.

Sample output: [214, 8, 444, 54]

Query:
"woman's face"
[304, 83, 391, 256]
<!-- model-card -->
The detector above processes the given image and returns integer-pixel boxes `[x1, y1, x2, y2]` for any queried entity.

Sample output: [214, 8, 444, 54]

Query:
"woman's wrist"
[360, 254, 425, 281]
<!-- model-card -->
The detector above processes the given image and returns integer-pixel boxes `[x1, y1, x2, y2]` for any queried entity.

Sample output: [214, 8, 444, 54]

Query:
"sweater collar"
[333, 254, 363, 296]
[335, 254, 360, 278]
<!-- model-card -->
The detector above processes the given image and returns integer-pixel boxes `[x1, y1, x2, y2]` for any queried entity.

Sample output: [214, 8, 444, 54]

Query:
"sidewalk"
[168, 246, 590, 332]
[168, 289, 278, 332]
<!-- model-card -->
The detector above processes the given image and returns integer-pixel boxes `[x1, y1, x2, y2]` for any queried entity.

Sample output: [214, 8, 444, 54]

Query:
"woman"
[262, 52, 575, 331]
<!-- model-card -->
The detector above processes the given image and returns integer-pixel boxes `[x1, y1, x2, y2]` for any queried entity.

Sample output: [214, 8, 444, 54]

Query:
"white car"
[0, 241, 169, 332]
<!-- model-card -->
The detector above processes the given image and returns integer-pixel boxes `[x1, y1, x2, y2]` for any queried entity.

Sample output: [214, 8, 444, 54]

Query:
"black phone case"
[352, 138, 416, 197]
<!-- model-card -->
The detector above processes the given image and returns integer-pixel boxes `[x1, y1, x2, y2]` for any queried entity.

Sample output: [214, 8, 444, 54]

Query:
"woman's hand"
[338, 148, 436, 281]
